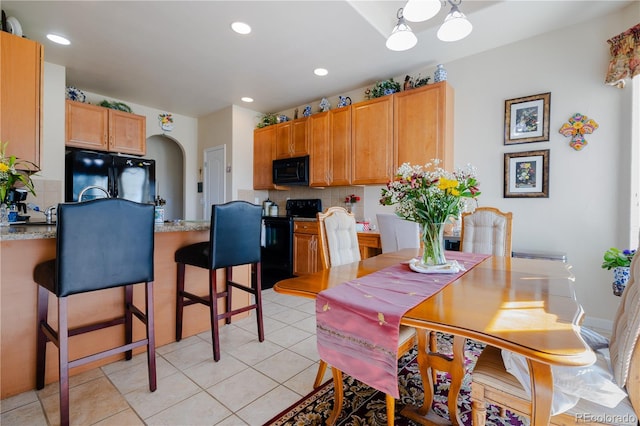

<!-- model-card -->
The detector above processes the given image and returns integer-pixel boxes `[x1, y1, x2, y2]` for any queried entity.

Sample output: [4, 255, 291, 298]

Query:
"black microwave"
[273, 155, 309, 186]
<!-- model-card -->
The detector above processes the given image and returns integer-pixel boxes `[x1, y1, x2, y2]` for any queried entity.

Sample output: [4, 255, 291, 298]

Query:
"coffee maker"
[6, 188, 29, 220]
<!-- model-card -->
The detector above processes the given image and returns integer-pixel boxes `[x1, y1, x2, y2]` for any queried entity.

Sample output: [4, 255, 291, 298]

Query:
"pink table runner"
[316, 251, 490, 398]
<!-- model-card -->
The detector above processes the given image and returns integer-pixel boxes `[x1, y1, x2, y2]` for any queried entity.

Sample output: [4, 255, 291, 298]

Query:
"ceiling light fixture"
[437, 0, 472, 42]
[314, 68, 328, 76]
[403, 0, 441, 23]
[46, 34, 70, 45]
[386, 8, 417, 52]
[231, 22, 251, 35]
[241, 97, 254, 103]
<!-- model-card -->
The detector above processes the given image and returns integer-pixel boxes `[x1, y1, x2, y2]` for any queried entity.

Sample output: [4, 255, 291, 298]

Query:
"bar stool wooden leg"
[225, 267, 232, 325]
[36, 286, 49, 390]
[124, 286, 133, 360]
[145, 281, 157, 391]
[209, 269, 221, 361]
[58, 297, 70, 426]
[254, 264, 264, 342]
[175, 263, 185, 341]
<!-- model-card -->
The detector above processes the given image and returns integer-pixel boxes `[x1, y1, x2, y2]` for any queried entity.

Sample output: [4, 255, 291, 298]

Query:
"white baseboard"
[583, 316, 614, 336]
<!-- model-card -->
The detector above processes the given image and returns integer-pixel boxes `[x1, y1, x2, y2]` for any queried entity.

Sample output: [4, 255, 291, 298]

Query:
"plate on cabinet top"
[6, 16, 22, 37]
[66, 86, 86, 103]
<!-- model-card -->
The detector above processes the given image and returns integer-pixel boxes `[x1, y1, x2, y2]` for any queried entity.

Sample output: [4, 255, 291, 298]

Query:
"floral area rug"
[265, 333, 528, 426]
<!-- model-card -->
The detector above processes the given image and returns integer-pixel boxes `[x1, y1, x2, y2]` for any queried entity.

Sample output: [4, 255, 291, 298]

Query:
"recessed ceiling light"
[314, 68, 328, 77]
[46, 34, 70, 45]
[231, 22, 251, 35]
[241, 97, 254, 103]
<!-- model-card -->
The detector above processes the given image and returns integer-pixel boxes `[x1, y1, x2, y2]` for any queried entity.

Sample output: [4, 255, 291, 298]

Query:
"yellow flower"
[438, 177, 458, 191]
[0, 163, 8, 173]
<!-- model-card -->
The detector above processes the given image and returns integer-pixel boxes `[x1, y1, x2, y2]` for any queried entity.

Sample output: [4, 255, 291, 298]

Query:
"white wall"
[448, 9, 637, 327]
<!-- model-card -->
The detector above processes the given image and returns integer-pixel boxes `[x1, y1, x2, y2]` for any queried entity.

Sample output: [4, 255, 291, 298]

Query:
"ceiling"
[2, 1, 632, 118]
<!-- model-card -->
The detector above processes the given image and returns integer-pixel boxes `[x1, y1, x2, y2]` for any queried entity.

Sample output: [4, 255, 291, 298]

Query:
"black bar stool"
[175, 200, 264, 361]
[34, 198, 157, 426]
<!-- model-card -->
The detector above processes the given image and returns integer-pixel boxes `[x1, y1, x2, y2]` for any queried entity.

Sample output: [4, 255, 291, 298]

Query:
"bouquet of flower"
[602, 247, 636, 270]
[0, 141, 38, 203]
[345, 194, 360, 204]
[380, 160, 480, 265]
[380, 160, 480, 224]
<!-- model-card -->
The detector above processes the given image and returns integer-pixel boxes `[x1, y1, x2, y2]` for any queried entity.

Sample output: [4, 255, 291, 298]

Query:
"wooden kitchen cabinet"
[253, 125, 276, 190]
[0, 32, 43, 168]
[394, 81, 454, 170]
[351, 95, 393, 185]
[309, 106, 351, 187]
[293, 221, 321, 275]
[275, 117, 308, 159]
[65, 100, 146, 156]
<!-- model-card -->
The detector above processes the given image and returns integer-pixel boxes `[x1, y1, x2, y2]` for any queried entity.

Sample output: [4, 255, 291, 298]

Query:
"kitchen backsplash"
[267, 186, 364, 216]
[28, 179, 63, 214]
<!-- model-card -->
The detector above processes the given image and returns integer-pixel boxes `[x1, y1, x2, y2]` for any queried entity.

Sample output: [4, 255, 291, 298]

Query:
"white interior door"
[203, 145, 226, 219]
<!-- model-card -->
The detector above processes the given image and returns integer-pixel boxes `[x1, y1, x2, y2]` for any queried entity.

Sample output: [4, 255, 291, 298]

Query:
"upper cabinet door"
[309, 112, 331, 187]
[108, 109, 146, 156]
[329, 106, 352, 186]
[66, 100, 146, 155]
[65, 100, 109, 151]
[275, 118, 309, 159]
[351, 96, 393, 185]
[1, 32, 43, 168]
[394, 82, 454, 171]
[253, 125, 276, 190]
[290, 118, 308, 157]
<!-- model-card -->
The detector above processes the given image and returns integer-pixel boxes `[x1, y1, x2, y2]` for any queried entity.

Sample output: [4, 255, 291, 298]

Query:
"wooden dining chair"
[460, 207, 513, 256]
[376, 213, 420, 254]
[470, 246, 640, 425]
[315, 206, 419, 426]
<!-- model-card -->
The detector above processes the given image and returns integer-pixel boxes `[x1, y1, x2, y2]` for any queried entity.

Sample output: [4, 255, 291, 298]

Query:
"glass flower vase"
[0, 203, 9, 227]
[421, 222, 447, 266]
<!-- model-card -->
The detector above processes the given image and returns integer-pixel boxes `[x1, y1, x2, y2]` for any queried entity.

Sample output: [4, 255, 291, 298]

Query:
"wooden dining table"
[273, 248, 596, 425]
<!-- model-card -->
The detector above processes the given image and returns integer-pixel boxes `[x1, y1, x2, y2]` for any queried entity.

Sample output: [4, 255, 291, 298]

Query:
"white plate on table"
[408, 258, 465, 274]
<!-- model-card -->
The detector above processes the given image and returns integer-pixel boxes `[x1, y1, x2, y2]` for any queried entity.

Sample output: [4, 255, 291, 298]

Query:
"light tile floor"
[0, 289, 330, 426]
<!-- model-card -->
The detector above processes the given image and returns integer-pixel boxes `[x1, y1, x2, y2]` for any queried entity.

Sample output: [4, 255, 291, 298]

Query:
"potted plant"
[602, 247, 636, 296]
[366, 78, 402, 99]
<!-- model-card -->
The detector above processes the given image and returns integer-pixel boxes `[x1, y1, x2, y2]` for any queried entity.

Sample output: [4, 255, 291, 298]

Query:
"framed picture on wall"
[504, 149, 549, 198]
[504, 92, 550, 144]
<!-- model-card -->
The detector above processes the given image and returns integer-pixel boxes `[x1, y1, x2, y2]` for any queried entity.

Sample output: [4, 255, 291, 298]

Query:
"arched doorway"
[146, 135, 184, 221]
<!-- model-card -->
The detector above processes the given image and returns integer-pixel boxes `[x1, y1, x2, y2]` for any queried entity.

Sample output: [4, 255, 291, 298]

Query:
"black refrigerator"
[65, 149, 156, 203]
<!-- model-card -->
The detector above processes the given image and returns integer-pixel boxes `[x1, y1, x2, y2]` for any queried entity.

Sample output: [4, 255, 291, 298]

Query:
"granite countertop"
[0, 220, 211, 242]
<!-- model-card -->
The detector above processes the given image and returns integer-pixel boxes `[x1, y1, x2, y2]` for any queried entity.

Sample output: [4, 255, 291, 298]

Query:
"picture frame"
[504, 92, 550, 145]
[504, 149, 549, 198]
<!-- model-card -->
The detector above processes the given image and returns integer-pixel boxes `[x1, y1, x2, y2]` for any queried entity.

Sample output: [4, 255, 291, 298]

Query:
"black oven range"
[261, 199, 322, 289]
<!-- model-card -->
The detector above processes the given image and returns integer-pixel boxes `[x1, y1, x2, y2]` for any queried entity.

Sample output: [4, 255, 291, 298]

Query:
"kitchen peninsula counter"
[0, 220, 210, 241]
[1, 220, 253, 398]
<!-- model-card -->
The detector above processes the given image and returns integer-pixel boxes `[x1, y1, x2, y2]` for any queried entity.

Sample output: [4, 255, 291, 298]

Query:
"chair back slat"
[55, 198, 155, 297]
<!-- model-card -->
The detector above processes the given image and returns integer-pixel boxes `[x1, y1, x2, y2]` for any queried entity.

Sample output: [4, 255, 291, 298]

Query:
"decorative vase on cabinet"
[434, 64, 447, 82]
